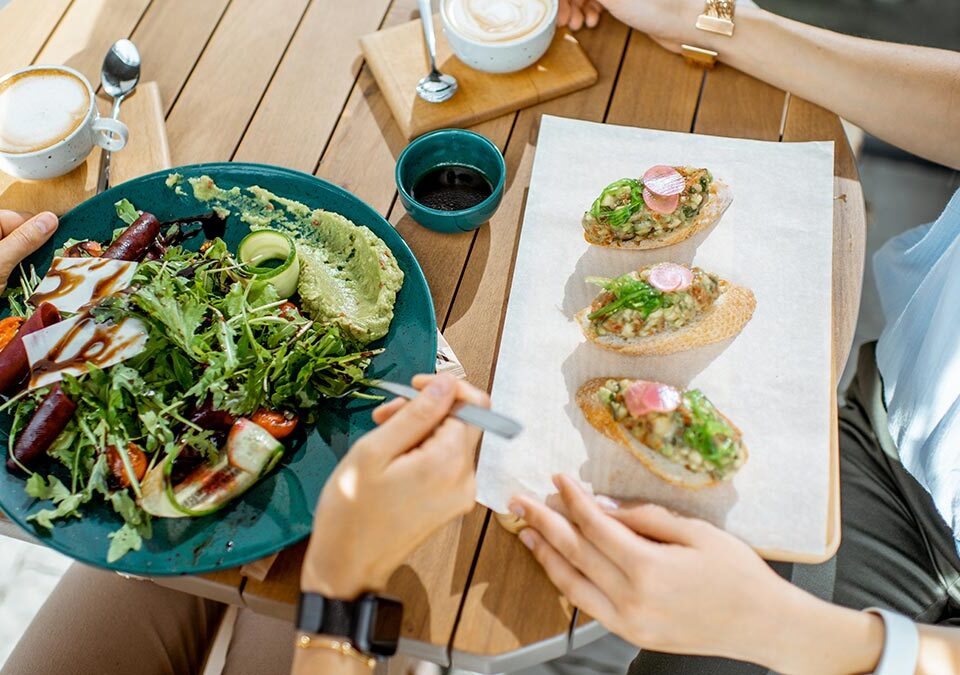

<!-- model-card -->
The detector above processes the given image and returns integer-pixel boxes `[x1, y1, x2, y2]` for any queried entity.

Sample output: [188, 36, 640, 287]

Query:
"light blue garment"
[875, 188, 960, 549]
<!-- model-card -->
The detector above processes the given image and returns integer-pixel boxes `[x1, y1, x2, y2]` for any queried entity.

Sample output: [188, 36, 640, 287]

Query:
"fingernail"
[595, 495, 619, 511]
[552, 474, 564, 489]
[508, 501, 525, 519]
[518, 529, 535, 550]
[426, 374, 453, 399]
[33, 212, 57, 235]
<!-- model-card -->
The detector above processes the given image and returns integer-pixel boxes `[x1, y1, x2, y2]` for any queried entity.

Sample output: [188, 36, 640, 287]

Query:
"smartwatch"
[297, 592, 404, 659]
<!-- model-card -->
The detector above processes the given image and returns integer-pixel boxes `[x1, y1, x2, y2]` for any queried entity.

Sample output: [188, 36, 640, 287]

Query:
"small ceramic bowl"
[395, 129, 506, 234]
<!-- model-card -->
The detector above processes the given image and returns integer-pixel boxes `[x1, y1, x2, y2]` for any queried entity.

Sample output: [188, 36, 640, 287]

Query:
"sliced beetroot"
[642, 187, 680, 214]
[642, 165, 685, 197]
[648, 263, 694, 292]
[624, 381, 682, 418]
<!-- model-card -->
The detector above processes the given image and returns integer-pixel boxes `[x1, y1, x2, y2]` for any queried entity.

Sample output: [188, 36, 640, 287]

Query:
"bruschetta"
[576, 263, 756, 356]
[578, 378, 748, 488]
[582, 166, 732, 249]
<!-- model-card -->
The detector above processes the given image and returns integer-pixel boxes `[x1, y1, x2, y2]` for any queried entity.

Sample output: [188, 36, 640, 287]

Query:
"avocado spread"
[184, 175, 403, 343]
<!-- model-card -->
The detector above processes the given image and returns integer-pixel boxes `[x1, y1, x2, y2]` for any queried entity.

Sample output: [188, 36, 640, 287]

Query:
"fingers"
[411, 374, 491, 408]
[0, 212, 57, 292]
[585, 0, 602, 27]
[396, 418, 477, 514]
[0, 210, 32, 236]
[553, 475, 656, 566]
[510, 492, 628, 598]
[358, 373, 459, 460]
[557, 0, 571, 26]
[371, 397, 405, 425]
[608, 501, 710, 547]
[567, 4, 585, 30]
[410, 374, 490, 449]
[517, 527, 617, 623]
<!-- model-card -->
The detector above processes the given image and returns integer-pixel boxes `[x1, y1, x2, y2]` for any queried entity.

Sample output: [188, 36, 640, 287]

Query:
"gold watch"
[681, 0, 736, 68]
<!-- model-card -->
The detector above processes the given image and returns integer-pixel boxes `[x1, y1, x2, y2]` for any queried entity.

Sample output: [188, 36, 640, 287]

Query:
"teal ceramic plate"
[0, 163, 437, 576]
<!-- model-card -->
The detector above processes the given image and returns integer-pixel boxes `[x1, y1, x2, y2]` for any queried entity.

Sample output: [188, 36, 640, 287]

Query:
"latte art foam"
[0, 69, 90, 154]
[445, 0, 552, 43]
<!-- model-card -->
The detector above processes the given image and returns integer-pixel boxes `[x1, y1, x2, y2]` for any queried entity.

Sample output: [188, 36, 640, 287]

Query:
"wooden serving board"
[360, 17, 598, 139]
[0, 81, 170, 216]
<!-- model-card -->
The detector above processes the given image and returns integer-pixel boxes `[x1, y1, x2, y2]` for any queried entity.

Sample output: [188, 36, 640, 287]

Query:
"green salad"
[2, 194, 398, 562]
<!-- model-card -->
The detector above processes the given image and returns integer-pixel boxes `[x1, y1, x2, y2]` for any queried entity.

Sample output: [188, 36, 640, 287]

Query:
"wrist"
[756, 584, 883, 674]
[300, 541, 383, 599]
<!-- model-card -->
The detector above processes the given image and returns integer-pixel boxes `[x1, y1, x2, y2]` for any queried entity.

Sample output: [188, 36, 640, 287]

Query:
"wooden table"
[1, 0, 865, 671]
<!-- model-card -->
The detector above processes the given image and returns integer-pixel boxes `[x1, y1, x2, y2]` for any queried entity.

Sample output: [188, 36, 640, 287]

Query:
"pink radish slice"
[624, 381, 682, 418]
[642, 187, 680, 214]
[642, 165, 685, 197]
[648, 263, 694, 292]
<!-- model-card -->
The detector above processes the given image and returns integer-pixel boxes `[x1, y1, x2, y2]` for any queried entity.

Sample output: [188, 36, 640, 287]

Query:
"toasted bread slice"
[584, 180, 733, 250]
[576, 280, 756, 356]
[577, 378, 748, 489]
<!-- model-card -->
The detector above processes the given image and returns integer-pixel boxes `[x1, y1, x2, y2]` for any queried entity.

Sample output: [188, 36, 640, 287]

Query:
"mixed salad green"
[2, 200, 387, 562]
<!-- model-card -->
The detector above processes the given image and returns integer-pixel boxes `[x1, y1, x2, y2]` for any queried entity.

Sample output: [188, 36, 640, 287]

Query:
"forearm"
[917, 624, 960, 675]
[667, 2, 960, 169]
[740, 582, 884, 674]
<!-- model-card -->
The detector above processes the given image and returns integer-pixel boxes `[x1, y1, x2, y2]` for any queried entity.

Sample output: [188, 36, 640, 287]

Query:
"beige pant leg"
[1, 563, 225, 675]
[220, 609, 295, 675]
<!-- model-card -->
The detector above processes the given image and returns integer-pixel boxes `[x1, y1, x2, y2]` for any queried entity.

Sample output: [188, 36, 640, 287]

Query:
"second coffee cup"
[441, 0, 558, 74]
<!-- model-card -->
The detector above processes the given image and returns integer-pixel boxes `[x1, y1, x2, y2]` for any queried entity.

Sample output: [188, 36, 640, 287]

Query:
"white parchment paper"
[477, 115, 835, 558]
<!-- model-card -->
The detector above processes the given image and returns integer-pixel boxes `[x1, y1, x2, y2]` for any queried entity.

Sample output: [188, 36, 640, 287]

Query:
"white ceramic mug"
[0, 65, 128, 181]
[441, 0, 558, 74]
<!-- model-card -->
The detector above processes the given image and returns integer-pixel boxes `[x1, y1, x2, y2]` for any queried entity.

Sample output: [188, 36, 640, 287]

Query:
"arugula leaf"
[25, 474, 71, 501]
[107, 524, 143, 563]
[115, 199, 140, 225]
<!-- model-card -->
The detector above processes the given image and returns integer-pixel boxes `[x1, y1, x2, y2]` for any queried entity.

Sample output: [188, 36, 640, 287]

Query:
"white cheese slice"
[28, 257, 138, 314]
[22, 313, 148, 390]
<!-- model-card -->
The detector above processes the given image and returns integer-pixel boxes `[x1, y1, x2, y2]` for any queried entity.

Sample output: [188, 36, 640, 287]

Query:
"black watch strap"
[298, 592, 352, 636]
[296, 592, 403, 658]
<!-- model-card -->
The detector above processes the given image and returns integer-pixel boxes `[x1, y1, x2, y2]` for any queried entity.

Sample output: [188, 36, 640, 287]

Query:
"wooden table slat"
[34, 0, 153, 86]
[605, 32, 704, 132]
[693, 63, 786, 141]
[129, 0, 232, 115]
[312, 0, 421, 215]
[165, 0, 310, 165]
[0, 0, 73, 74]
[232, 0, 394, 172]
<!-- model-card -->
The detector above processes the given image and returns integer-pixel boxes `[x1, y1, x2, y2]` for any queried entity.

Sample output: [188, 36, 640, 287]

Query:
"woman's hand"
[558, 0, 603, 30]
[510, 475, 884, 674]
[301, 373, 489, 599]
[0, 211, 59, 293]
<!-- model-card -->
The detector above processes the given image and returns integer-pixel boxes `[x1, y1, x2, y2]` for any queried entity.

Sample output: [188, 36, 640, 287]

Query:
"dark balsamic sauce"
[411, 165, 493, 211]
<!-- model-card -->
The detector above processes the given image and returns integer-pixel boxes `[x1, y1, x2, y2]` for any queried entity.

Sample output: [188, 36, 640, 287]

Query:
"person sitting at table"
[4, 3, 960, 675]
[496, 1, 958, 674]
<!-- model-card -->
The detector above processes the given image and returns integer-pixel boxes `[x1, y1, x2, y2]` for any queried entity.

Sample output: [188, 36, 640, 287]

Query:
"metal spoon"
[96, 39, 141, 193]
[415, 0, 457, 103]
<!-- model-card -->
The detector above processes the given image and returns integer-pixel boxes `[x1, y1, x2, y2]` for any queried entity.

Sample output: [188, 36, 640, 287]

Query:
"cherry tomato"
[107, 443, 148, 489]
[279, 302, 299, 319]
[0, 316, 24, 351]
[250, 409, 299, 440]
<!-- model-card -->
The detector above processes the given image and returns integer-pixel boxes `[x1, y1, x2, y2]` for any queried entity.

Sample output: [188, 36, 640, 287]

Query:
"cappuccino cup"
[441, 0, 558, 74]
[0, 65, 128, 181]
